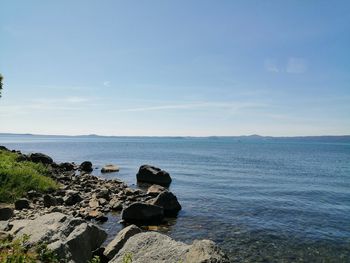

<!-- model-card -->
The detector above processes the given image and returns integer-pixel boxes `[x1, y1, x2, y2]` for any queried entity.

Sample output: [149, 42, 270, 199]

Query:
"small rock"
[43, 194, 57, 208]
[147, 184, 167, 196]
[59, 162, 75, 171]
[101, 164, 120, 173]
[64, 191, 83, 206]
[0, 206, 14, 221]
[15, 198, 30, 210]
[109, 198, 123, 211]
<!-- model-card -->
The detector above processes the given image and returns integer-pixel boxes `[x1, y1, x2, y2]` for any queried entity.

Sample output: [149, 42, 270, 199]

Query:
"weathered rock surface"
[110, 232, 229, 263]
[152, 191, 182, 216]
[136, 165, 172, 186]
[29, 152, 53, 164]
[121, 202, 164, 224]
[0, 206, 14, 221]
[80, 161, 93, 172]
[101, 164, 120, 173]
[104, 224, 142, 260]
[9, 212, 107, 263]
[14, 198, 30, 210]
[147, 184, 167, 196]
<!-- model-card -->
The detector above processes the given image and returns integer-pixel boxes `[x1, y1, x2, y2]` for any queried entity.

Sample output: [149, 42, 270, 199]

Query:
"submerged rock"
[136, 165, 172, 186]
[110, 232, 229, 263]
[101, 164, 120, 173]
[9, 212, 107, 263]
[121, 202, 164, 224]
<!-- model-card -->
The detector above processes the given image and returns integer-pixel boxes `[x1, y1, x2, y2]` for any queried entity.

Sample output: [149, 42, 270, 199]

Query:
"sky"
[1, 0, 350, 136]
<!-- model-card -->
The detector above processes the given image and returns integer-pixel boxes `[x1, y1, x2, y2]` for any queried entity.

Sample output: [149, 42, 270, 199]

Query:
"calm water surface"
[1, 135, 350, 262]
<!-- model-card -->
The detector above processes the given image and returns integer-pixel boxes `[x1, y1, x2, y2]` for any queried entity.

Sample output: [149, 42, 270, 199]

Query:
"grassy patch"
[0, 150, 58, 203]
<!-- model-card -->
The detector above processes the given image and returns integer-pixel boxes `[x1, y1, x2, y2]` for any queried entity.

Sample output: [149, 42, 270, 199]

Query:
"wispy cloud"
[111, 101, 266, 113]
[264, 57, 307, 74]
[103, 81, 111, 87]
[286, 58, 307, 74]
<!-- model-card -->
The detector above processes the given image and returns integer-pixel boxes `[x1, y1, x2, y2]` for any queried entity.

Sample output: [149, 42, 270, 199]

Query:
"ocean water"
[1, 135, 350, 262]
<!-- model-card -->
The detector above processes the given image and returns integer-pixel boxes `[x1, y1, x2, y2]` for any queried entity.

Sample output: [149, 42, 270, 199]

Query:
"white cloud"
[264, 59, 280, 73]
[286, 58, 307, 74]
[103, 81, 110, 87]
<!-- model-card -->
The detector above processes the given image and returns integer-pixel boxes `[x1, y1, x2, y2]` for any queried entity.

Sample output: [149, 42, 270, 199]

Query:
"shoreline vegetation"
[0, 146, 229, 262]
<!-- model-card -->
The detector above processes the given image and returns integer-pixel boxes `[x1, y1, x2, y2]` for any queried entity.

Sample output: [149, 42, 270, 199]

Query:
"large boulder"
[136, 165, 172, 186]
[80, 161, 93, 172]
[29, 153, 53, 164]
[101, 164, 120, 173]
[9, 212, 107, 263]
[121, 202, 164, 224]
[151, 191, 182, 216]
[0, 145, 9, 151]
[110, 232, 229, 263]
[104, 225, 142, 260]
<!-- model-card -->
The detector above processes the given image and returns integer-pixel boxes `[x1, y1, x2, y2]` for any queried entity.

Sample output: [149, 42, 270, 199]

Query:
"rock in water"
[29, 152, 53, 164]
[9, 212, 107, 263]
[109, 232, 230, 263]
[104, 225, 142, 260]
[152, 191, 182, 216]
[80, 161, 93, 172]
[101, 164, 120, 173]
[136, 165, 172, 186]
[147, 184, 167, 196]
[121, 202, 164, 224]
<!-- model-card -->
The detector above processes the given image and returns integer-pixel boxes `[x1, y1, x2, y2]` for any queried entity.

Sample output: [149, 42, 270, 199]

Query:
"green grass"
[0, 150, 58, 203]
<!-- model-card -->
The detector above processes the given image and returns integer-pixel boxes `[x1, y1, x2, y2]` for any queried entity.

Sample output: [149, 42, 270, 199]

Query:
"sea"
[1, 134, 349, 262]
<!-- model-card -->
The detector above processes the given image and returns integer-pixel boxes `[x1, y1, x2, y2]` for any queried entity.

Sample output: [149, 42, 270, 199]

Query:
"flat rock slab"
[101, 164, 120, 173]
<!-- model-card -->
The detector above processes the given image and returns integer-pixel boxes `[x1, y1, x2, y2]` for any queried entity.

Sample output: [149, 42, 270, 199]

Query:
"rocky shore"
[0, 147, 229, 262]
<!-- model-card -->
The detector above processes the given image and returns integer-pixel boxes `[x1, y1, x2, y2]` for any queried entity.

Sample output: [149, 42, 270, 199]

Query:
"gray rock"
[147, 184, 167, 196]
[10, 212, 107, 263]
[109, 198, 123, 211]
[14, 198, 30, 210]
[59, 162, 75, 171]
[152, 191, 181, 216]
[110, 232, 229, 263]
[80, 161, 93, 172]
[136, 165, 172, 186]
[101, 164, 120, 173]
[29, 152, 53, 164]
[104, 225, 142, 260]
[0, 206, 14, 221]
[121, 202, 164, 224]
[184, 240, 230, 263]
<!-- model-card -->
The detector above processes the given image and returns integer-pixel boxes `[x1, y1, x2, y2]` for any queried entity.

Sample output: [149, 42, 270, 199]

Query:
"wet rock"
[14, 198, 30, 210]
[184, 239, 230, 263]
[101, 164, 120, 173]
[121, 202, 164, 225]
[147, 184, 166, 196]
[29, 152, 53, 164]
[136, 165, 172, 186]
[104, 225, 142, 260]
[152, 191, 182, 216]
[0, 206, 14, 221]
[80, 161, 93, 172]
[43, 194, 57, 208]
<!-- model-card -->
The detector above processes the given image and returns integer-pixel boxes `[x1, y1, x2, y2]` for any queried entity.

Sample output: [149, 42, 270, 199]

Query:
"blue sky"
[1, 0, 349, 136]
